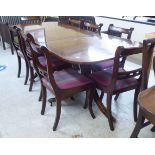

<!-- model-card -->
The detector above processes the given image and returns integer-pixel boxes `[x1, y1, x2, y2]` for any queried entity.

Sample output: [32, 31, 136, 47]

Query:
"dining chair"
[28, 43, 95, 131]
[90, 46, 145, 131]
[9, 26, 29, 85]
[69, 18, 82, 28]
[130, 39, 155, 138]
[104, 24, 134, 39]
[58, 16, 70, 24]
[94, 24, 134, 71]
[93, 24, 134, 100]
[0, 22, 14, 54]
[20, 32, 71, 92]
[83, 22, 103, 34]
[20, 16, 42, 25]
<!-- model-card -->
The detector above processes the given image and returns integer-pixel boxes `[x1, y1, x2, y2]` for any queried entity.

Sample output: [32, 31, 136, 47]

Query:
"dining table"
[19, 22, 141, 64]
[18, 21, 142, 120]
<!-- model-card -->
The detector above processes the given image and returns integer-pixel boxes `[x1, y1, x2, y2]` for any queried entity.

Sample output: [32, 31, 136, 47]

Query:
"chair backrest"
[0, 22, 12, 44]
[27, 41, 60, 93]
[141, 38, 155, 90]
[20, 16, 42, 25]
[41, 46, 63, 93]
[26, 34, 46, 77]
[58, 16, 69, 24]
[9, 26, 21, 51]
[83, 22, 103, 34]
[110, 38, 155, 91]
[69, 18, 82, 28]
[9, 26, 31, 60]
[110, 46, 143, 91]
[107, 24, 134, 39]
[19, 31, 41, 65]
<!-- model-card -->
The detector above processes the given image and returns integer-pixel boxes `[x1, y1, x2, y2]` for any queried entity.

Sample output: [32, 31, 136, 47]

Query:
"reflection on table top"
[145, 32, 155, 39]
[19, 22, 142, 64]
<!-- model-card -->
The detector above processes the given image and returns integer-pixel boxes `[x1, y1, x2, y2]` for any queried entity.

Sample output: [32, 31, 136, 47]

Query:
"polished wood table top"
[20, 22, 141, 64]
[145, 32, 155, 39]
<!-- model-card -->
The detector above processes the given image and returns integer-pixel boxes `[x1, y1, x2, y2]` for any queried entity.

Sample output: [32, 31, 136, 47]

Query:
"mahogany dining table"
[19, 22, 141, 65]
[18, 22, 142, 120]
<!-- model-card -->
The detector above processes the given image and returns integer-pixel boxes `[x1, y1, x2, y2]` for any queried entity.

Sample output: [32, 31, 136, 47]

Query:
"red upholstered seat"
[94, 59, 114, 71]
[38, 56, 71, 71]
[90, 68, 138, 91]
[42, 68, 93, 90]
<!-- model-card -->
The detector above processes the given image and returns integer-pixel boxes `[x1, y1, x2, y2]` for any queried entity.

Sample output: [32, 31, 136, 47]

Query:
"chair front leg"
[24, 61, 29, 85]
[88, 87, 96, 119]
[100, 91, 104, 100]
[83, 90, 88, 109]
[41, 85, 47, 115]
[29, 67, 34, 91]
[2, 40, 6, 50]
[107, 93, 114, 131]
[130, 109, 145, 138]
[133, 86, 140, 122]
[53, 98, 61, 131]
[114, 93, 120, 101]
[38, 85, 42, 101]
[17, 55, 21, 78]
[10, 43, 14, 55]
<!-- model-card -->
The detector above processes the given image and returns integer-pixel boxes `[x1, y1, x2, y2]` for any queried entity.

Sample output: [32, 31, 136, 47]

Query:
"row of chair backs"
[59, 16, 103, 33]
[9, 26, 21, 51]
[0, 16, 42, 25]
[59, 16, 96, 24]
[83, 22, 103, 33]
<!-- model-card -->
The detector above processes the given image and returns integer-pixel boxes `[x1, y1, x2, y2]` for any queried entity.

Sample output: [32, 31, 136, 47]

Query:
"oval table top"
[20, 22, 142, 64]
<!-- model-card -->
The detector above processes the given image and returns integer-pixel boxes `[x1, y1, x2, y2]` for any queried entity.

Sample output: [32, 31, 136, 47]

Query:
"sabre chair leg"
[88, 88, 96, 119]
[41, 85, 47, 115]
[24, 61, 29, 85]
[83, 90, 88, 109]
[107, 93, 114, 131]
[2, 40, 6, 50]
[100, 91, 104, 100]
[53, 99, 61, 131]
[29, 67, 34, 91]
[151, 125, 155, 132]
[130, 109, 145, 138]
[10, 44, 14, 55]
[17, 56, 21, 78]
[114, 93, 120, 101]
[133, 87, 140, 122]
[38, 86, 42, 102]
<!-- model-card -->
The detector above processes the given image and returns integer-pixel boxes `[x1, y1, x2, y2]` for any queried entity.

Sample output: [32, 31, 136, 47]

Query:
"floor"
[0, 44, 155, 138]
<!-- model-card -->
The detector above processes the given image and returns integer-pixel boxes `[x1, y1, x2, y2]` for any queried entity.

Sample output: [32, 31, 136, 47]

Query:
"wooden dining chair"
[94, 24, 134, 100]
[104, 24, 134, 39]
[90, 46, 144, 131]
[20, 16, 42, 25]
[0, 22, 14, 54]
[130, 39, 155, 138]
[69, 18, 82, 28]
[28, 43, 95, 131]
[20, 32, 71, 92]
[83, 22, 103, 34]
[9, 26, 29, 85]
[94, 24, 134, 72]
[58, 16, 70, 24]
